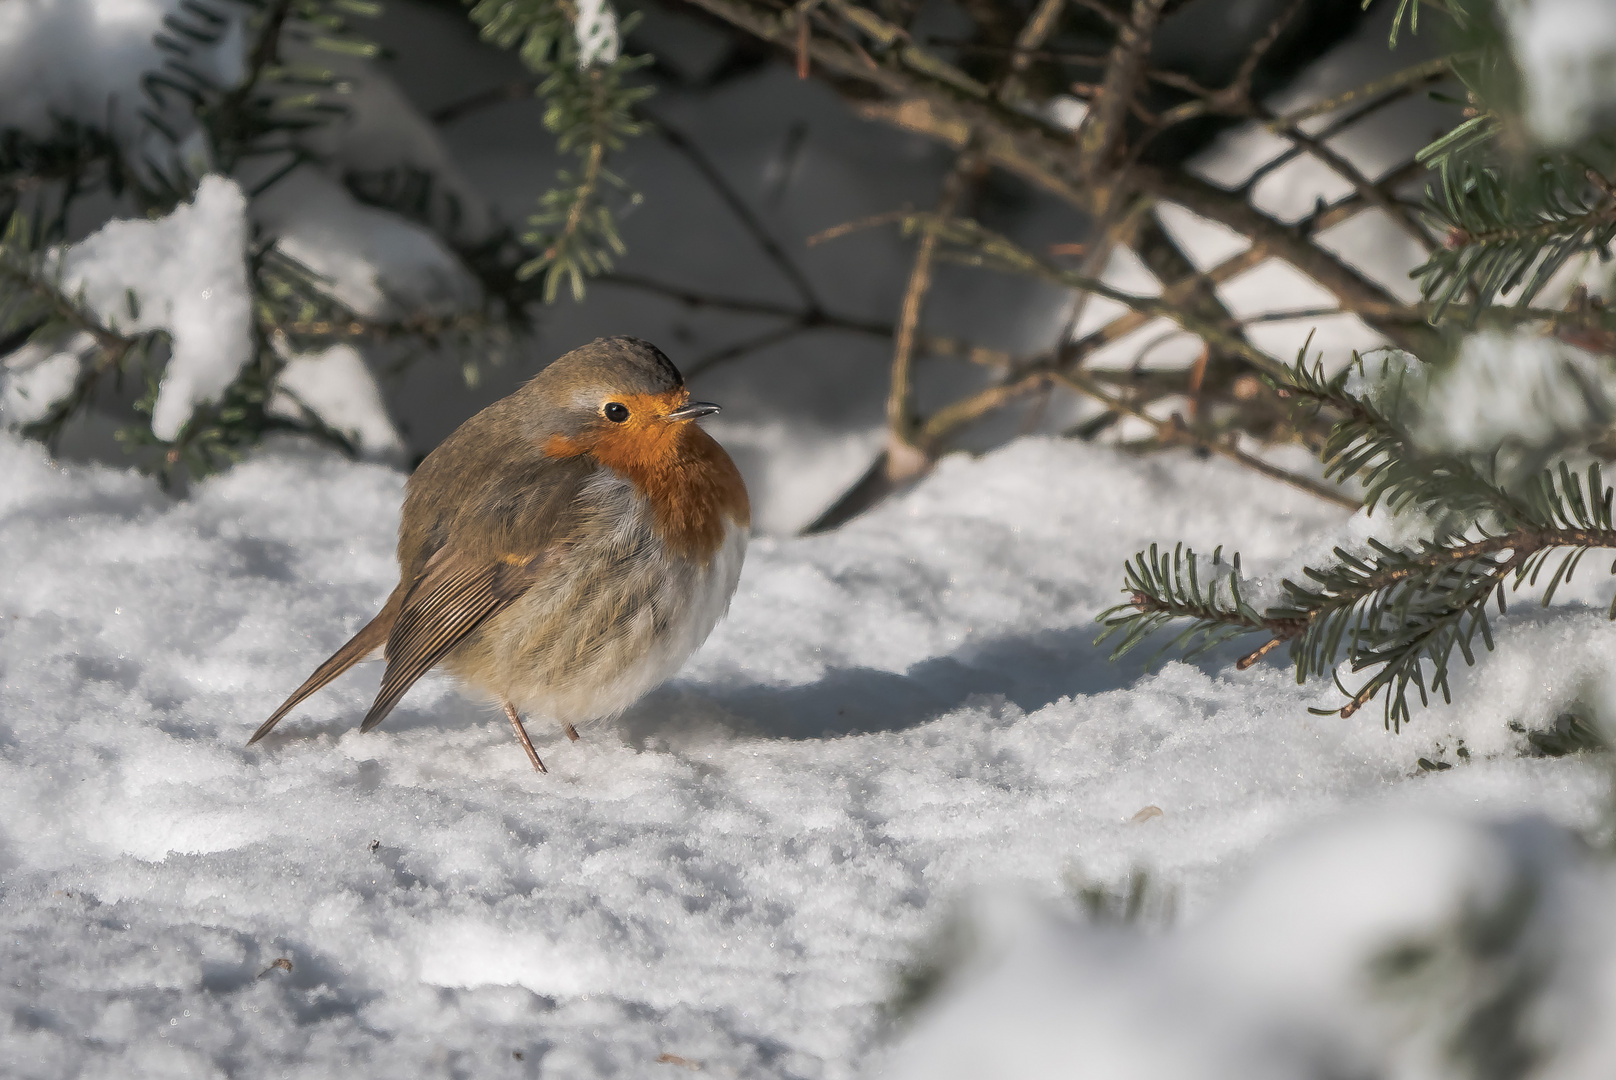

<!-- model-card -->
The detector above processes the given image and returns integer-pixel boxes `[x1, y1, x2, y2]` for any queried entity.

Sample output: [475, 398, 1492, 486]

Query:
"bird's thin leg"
[563, 723, 580, 743]
[503, 701, 547, 773]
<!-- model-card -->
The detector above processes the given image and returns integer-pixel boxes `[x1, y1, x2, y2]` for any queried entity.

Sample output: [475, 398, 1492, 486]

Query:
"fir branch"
[0, 213, 162, 447]
[468, 0, 652, 301]
[1102, 351, 1616, 730]
[1096, 543, 1291, 662]
[1416, 160, 1616, 322]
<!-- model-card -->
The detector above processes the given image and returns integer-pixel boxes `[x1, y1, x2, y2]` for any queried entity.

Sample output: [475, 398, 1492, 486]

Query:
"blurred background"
[0, 0, 1462, 533]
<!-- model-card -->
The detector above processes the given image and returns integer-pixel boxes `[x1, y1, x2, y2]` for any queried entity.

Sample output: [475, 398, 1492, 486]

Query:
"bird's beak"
[665, 401, 721, 422]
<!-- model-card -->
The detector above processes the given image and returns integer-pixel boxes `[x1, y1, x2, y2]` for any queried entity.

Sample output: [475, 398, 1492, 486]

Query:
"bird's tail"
[249, 593, 401, 745]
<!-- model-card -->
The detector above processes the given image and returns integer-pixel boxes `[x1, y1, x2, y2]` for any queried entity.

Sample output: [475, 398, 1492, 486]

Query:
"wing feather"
[359, 550, 542, 733]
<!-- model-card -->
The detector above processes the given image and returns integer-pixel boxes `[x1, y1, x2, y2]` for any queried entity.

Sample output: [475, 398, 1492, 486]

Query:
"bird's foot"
[503, 701, 547, 773]
[563, 723, 580, 743]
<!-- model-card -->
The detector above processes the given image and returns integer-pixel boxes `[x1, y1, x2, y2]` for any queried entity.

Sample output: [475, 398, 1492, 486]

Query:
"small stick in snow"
[657, 1053, 701, 1070]
[504, 702, 548, 774]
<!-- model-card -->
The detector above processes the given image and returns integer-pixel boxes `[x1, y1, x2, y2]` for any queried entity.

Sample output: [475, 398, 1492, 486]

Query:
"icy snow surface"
[1, 421, 1611, 1078]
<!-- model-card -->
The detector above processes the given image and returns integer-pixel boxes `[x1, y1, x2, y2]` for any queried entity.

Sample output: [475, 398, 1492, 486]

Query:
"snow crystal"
[55, 175, 252, 441]
[1504, 0, 1616, 146]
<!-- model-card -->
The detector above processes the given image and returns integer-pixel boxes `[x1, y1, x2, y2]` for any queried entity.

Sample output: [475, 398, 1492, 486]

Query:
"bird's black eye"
[603, 402, 630, 423]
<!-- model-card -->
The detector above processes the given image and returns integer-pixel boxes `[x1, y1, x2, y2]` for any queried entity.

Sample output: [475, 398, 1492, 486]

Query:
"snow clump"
[1503, 0, 1616, 146]
[53, 175, 253, 440]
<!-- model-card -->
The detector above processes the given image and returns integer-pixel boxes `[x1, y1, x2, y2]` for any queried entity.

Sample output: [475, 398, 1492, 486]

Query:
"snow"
[0, 0, 243, 149]
[251, 167, 482, 322]
[0, 334, 90, 425]
[5, 1, 1616, 1076]
[55, 175, 253, 441]
[1504, 0, 1616, 146]
[575, 0, 622, 68]
[883, 812, 1616, 1080]
[268, 344, 406, 461]
[3, 419, 1614, 1078]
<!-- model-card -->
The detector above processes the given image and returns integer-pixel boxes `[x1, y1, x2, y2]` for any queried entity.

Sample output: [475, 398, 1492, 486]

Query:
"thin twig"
[431, 77, 541, 125]
[1149, 0, 1304, 128]
[597, 272, 885, 332]
[890, 152, 980, 454]
[640, 104, 824, 313]
[1053, 371, 1363, 510]
[684, 322, 810, 376]
[1265, 56, 1454, 133]
[997, 0, 1066, 104]
[1075, 0, 1168, 178]
[1068, 0, 1124, 28]
[807, 209, 911, 246]
[1272, 117, 1432, 250]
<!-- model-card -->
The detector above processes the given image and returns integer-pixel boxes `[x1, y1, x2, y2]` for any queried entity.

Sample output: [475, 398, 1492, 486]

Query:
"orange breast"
[543, 404, 750, 562]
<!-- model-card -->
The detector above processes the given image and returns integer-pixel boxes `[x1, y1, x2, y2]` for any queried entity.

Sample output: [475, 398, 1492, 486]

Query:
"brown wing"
[250, 590, 403, 745]
[358, 549, 543, 733]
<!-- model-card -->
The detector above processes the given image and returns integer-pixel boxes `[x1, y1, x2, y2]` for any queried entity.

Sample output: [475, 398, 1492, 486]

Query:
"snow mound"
[268, 344, 405, 461]
[885, 811, 1616, 1080]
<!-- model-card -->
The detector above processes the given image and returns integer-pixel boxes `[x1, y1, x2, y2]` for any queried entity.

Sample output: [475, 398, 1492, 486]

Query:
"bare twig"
[997, 0, 1066, 104]
[1265, 56, 1453, 133]
[1068, 0, 1124, 29]
[1271, 118, 1432, 250]
[1150, 0, 1304, 128]
[640, 105, 825, 313]
[431, 77, 541, 125]
[889, 151, 981, 459]
[1053, 371, 1362, 510]
[684, 322, 809, 376]
[806, 209, 912, 246]
[599, 269, 869, 324]
[1074, 0, 1168, 180]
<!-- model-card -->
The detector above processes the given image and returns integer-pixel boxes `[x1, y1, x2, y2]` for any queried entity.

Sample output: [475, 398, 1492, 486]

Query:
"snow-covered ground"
[7, 0, 1616, 1076]
[3, 420, 1612, 1078]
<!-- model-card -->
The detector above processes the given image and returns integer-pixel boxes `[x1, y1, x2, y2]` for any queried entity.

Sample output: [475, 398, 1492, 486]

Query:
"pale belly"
[444, 487, 747, 727]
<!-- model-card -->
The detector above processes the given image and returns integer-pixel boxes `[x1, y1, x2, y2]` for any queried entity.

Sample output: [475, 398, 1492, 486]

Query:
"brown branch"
[1150, 0, 1304, 128]
[889, 151, 981, 462]
[1074, 0, 1168, 179]
[1273, 120, 1432, 251]
[997, 0, 1066, 104]
[1052, 371, 1362, 510]
[1265, 56, 1454, 133]
[1068, 0, 1125, 28]
[1135, 166, 1443, 357]
[597, 271, 879, 331]
[806, 209, 912, 246]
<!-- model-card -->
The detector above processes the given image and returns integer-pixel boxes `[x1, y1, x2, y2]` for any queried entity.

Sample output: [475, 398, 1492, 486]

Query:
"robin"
[250, 337, 750, 772]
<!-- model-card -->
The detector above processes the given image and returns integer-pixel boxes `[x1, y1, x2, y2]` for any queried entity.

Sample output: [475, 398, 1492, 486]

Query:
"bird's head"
[524, 336, 721, 474]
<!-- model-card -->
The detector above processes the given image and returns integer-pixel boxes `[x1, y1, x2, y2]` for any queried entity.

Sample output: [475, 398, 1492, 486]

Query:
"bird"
[250, 336, 750, 772]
